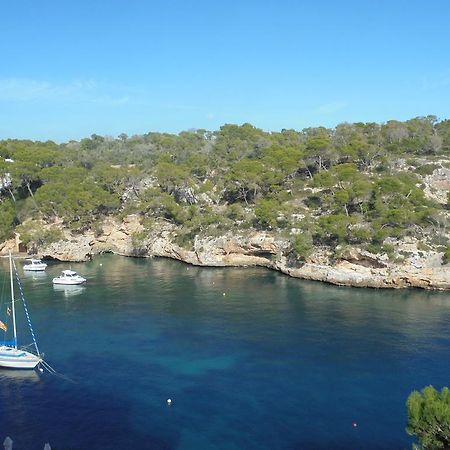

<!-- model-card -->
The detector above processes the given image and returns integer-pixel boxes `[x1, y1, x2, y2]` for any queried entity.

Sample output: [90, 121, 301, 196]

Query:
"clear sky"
[1, 0, 449, 141]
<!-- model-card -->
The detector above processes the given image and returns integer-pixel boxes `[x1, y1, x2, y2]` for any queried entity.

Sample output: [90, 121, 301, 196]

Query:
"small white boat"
[0, 253, 42, 369]
[52, 270, 86, 285]
[23, 258, 47, 271]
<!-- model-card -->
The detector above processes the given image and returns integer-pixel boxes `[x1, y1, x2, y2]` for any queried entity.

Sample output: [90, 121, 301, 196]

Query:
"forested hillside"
[1, 115, 450, 265]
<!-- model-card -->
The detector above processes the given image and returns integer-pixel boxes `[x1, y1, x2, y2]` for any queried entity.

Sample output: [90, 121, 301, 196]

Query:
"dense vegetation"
[407, 386, 450, 449]
[1, 115, 450, 259]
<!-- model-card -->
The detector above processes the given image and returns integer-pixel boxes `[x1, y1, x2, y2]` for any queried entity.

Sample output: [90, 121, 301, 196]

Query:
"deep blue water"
[0, 254, 449, 449]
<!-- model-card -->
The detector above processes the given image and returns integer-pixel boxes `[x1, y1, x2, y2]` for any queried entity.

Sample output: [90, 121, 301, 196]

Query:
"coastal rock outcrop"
[283, 261, 450, 290]
[3, 216, 450, 291]
[423, 166, 450, 204]
[41, 235, 94, 262]
[0, 238, 17, 255]
[92, 215, 144, 256]
[337, 248, 387, 269]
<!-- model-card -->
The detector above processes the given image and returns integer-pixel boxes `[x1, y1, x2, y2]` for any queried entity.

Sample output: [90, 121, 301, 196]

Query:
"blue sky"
[1, 0, 449, 141]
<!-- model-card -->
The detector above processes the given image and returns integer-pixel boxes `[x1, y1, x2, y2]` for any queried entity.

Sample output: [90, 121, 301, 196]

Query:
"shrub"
[417, 241, 431, 252]
[414, 164, 438, 176]
[292, 233, 313, 260]
[198, 179, 214, 194]
[254, 198, 280, 229]
[18, 224, 64, 248]
[442, 246, 450, 265]
[131, 230, 149, 256]
[226, 203, 245, 221]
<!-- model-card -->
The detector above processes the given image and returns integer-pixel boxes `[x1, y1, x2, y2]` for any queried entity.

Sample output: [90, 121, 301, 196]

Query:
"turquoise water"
[0, 254, 449, 449]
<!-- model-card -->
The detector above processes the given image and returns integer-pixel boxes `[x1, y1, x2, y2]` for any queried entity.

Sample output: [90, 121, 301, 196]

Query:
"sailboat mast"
[9, 252, 17, 349]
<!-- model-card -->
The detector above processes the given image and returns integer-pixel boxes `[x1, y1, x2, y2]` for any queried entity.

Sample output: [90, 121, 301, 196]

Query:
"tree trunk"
[318, 155, 323, 171]
[243, 190, 249, 206]
[7, 188, 16, 203]
[26, 182, 41, 212]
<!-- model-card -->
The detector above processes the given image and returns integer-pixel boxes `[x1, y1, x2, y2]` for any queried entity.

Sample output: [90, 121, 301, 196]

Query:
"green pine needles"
[406, 386, 450, 449]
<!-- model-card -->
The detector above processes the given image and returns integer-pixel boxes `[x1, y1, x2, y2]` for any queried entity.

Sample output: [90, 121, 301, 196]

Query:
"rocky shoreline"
[1, 215, 449, 290]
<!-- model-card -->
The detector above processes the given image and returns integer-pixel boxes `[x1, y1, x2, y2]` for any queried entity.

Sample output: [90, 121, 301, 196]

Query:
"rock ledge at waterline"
[1, 216, 449, 290]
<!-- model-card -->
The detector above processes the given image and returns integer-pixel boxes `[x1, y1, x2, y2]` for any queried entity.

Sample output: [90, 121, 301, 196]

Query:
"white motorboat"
[0, 253, 42, 369]
[52, 270, 86, 285]
[23, 258, 47, 272]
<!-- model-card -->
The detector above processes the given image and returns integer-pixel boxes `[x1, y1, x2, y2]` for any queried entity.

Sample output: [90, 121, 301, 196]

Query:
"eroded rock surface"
[2, 216, 450, 290]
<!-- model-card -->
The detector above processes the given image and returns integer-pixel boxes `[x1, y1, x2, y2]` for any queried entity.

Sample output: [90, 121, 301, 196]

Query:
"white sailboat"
[0, 253, 42, 369]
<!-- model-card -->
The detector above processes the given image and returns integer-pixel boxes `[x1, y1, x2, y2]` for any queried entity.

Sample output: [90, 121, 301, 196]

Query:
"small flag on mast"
[0, 321, 7, 332]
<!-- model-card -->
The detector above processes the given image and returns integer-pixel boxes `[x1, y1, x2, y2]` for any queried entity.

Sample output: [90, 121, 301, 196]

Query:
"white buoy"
[99, 263, 103, 267]
[167, 398, 172, 406]
[3, 436, 13, 450]
[223, 292, 226, 296]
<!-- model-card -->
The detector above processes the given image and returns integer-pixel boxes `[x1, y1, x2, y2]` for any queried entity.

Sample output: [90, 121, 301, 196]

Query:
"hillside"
[1, 116, 450, 289]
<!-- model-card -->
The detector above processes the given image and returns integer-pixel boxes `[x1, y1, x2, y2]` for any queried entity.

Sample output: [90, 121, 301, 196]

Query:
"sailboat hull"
[0, 346, 41, 369]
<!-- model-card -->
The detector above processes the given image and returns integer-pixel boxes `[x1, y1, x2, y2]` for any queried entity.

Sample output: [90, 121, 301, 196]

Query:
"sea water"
[0, 254, 449, 449]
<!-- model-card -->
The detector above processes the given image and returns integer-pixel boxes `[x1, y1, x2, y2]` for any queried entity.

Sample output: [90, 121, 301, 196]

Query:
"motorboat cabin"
[52, 270, 86, 285]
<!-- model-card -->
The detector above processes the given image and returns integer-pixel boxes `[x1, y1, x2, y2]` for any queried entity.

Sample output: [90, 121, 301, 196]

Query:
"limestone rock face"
[283, 261, 450, 290]
[338, 248, 387, 268]
[121, 177, 158, 203]
[0, 238, 17, 255]
[146, 232, 282, 268]
[41, 234, 94, 262]
[424, 167, 450, 204]
[192, 233, 279, 266]
[4, 216, 450, 290]
[37, 215, 145, 261]
[92, 215, 143, 256]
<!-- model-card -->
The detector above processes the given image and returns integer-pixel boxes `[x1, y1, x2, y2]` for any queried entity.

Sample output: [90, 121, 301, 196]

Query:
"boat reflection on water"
[0, 368, 40, 382]
[22, 270, 48, 280]
[53, 284, 86, 298]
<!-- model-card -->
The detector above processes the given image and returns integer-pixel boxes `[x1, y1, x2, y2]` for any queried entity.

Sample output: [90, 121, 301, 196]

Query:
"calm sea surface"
[0, 254, 449, 449]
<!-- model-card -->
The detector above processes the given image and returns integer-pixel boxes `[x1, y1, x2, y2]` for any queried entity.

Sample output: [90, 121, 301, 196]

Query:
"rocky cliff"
[2, 215, 449, 290]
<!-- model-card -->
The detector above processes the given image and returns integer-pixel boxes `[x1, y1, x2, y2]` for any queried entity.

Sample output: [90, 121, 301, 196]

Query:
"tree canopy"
[0, 117, 449, 256]
[407, 385, 450, 449]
